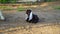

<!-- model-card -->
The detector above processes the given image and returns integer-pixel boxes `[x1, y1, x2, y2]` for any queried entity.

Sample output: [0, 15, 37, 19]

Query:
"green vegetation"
[17, 6, 26, 11]
[53, 6, 60, 10]
[0, 6, 14, 10]
[0, 0, 16, 4]
[10, 0, 17, 4]
[0, 0, 9, 3]
[0, 6, 26, 11]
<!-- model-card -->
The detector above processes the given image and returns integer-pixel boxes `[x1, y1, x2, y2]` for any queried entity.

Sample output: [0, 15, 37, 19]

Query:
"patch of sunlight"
[1, 24, 60, 34]
[30, 5, 38, 8]
[24, 5, 38, 8]
[40, 3, 48, 7]
[43, 7, 53, 10]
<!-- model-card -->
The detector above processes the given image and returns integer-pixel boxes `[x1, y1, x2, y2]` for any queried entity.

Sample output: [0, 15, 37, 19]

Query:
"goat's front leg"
[0, 11, 5, 21]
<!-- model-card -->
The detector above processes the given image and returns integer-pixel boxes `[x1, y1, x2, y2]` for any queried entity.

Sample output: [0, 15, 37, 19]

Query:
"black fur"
[26, 9, 39, 23]
[26, 14, 39, 23]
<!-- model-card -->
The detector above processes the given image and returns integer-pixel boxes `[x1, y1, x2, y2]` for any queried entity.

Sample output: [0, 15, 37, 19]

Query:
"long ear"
[26, 11, 29, 14]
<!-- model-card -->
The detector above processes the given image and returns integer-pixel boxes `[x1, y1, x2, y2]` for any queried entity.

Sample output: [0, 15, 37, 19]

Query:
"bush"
[0, 0, 9, 3]
[10, 0, 17, 4]
[0, 0, 16, 4]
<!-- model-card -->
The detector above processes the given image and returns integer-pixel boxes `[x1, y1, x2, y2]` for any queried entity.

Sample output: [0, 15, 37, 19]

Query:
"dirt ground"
[0, 1, 60, 34]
